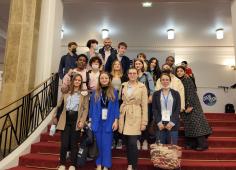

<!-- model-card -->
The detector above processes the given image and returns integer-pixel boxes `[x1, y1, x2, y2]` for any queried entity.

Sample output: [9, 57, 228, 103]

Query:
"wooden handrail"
[0, 73, 56, 110]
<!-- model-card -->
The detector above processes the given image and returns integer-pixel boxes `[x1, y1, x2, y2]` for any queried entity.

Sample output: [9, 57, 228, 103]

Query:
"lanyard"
[162, 91, 170, 110]
[101, 93, 108, 105]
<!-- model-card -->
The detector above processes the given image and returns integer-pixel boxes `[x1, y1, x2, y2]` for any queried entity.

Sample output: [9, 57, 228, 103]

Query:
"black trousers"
[60, 111, 79, 167]
[124, 135, 139, 169]
[186, 135, 208, 148]
[113, 130, 124, 144]
[139, 103, 152, 144]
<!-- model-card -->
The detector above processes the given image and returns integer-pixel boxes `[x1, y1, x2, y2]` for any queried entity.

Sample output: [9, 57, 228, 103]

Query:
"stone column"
[0, 0, 42, 107]
[34, 0, 63, 85]
[232, 0, 236, 67]
[231, 0, 236, 107]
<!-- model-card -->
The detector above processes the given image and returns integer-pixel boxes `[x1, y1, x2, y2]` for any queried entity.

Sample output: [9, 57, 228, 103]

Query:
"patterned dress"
[180, 77, 212, 137]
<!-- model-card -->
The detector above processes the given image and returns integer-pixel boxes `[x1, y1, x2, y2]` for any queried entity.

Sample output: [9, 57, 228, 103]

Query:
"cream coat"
[55, 92, 89, 131]
[155, 74, 185, 111]
[118, 82, 148, 135]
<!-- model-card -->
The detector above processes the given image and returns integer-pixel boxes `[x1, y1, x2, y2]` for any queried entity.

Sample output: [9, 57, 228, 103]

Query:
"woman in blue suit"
[89, 71, 120, 170]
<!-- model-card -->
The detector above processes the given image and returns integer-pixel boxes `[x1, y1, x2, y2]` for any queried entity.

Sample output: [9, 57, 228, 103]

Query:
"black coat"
[152, 89, 181, 131]
[99, 47, 117, 61]
[104, 54, 130, 74]
[180, 77, 212, 137]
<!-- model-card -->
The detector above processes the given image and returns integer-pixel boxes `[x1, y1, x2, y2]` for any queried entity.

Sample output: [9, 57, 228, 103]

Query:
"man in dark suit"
[99, 37, 117, 67]
[105, 42, 130, 75]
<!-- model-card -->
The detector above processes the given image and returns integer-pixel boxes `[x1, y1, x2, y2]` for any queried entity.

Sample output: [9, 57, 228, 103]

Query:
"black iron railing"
[0, 73, 59, 160]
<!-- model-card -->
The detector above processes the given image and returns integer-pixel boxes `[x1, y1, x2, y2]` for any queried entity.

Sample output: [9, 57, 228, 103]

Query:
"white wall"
[174, 47, 236, 87]
[174, 47, 236, 112]
[198, 88, 236, 113]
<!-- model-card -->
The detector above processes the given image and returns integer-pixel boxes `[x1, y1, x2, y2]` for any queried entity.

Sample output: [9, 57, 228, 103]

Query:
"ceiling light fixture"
[102, 29, 109, 39]
[167, 29, 175, 40]
[142, 2, 152, 7]
[216, 28, 224, 39]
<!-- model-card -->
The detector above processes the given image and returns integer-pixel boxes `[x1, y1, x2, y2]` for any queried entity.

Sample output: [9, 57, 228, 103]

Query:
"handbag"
[83, 125, 94, 146]
[149, 131, 182, 170]
[87, 135, 99, 159]
[148, 120, 158, 136]
[150, 142, 182, 169]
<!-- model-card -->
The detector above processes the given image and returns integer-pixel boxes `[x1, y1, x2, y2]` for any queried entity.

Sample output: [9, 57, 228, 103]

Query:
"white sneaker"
[96, 166, 102, 170]
[116, 139, 122, 149]
[58, 165, 66, 170]
[127, 165, 132, 170]
[103, 167, 108, 170]
[68, 166, 76, 170]
[142, 140, 148, 150]
[66, 151, 70, 159]
[137, 140, 141, 150]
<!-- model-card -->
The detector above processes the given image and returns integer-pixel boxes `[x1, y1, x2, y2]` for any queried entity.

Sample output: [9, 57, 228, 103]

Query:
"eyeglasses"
[128, 72, 137, 75]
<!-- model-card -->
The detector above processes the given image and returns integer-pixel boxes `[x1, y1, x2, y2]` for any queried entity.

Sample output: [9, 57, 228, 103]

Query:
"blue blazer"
[89, 89, 120, 133]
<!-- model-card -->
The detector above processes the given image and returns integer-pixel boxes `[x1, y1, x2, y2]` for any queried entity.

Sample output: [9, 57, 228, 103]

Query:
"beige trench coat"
[118, 82, 148, 135]
[55, 92, 89, 131]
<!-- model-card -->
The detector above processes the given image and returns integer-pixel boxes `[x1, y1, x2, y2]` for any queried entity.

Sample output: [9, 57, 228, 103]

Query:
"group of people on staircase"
[53, 38, 212, 170]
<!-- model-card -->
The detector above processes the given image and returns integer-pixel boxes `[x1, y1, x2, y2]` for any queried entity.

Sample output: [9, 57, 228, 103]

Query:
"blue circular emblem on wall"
[203, 93, 217, 106]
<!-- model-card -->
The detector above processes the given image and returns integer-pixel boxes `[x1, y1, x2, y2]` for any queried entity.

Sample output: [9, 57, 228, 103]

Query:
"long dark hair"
[147, 57, 161, 81]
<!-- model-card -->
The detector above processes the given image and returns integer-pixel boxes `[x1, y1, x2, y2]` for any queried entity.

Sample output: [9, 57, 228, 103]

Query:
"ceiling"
[62, 0, 234, 48]
[0, 0, 234, 64]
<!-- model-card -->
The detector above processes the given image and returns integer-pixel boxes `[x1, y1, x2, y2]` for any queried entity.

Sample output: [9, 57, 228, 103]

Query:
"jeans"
[157, 130, 178, 145]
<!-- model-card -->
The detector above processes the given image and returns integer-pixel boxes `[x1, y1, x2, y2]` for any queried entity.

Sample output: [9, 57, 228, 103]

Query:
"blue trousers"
[94, 121, 113, 168]
[157, 130, 178, 145]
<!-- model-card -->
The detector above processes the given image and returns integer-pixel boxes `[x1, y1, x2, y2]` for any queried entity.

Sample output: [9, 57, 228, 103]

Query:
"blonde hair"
[95, 72, 115, 102]
[111, 60, 123, 77]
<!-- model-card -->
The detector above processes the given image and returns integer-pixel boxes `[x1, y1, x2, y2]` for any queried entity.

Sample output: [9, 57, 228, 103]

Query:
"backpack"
[84, 71, 90, 90]
[77, 140, 88, 167]
[225, 103, 235, 113]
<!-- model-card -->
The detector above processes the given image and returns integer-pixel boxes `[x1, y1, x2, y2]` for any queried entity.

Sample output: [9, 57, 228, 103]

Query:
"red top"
[186, 67, 193, 76]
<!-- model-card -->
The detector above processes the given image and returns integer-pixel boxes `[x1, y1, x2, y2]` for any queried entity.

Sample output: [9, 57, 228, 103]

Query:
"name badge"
[79, 148, 84, 154]
[162, 110, 170, 122]
[102, 108, 108, 120]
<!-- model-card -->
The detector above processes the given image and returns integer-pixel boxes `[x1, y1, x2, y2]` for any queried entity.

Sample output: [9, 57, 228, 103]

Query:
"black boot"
[195, 136, 208, 151]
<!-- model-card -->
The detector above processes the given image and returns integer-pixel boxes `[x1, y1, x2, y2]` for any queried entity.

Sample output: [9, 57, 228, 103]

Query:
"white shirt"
[117, 54, 122, 62]
[105, 50, 111, 64]
[66, 93, 80, 111]
[89, 71, 100, 90]
[127, 84, 133, 96]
